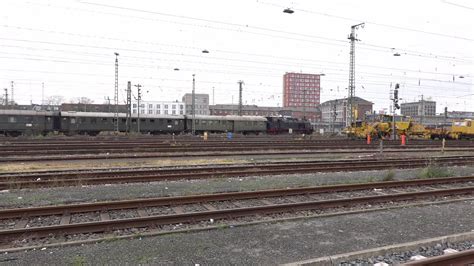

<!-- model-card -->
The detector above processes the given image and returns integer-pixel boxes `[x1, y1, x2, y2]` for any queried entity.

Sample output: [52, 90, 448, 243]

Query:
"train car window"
[195, 120, 199, 125]
[80, 117, 87, 123]
[47, 117, 51, 122]
[209, 121, 213, 125]
[468, 121, 472, 127]
[201, 120, 207, 125]
[140, 119, 146, 122]
[174, 120, 179, 125]
[8, 116, 17, 123]
[102, 118, 107, 122]
[121, 119, 126, 123]
[132, 119, 137, 123]
[91, 118, 97, 124]
[71, 118, 76, 124]
[150, 119, 155, 123]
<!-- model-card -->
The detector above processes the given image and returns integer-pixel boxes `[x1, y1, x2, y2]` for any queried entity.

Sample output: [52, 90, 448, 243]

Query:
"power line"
[2, 42, 470, 79]
[258, 0, 474, 42]
[5, 3, 472, 62]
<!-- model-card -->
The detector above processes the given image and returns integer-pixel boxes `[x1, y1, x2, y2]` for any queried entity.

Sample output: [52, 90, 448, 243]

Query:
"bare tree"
[46, 95, 65, 106]
[69, 97, 94, 104]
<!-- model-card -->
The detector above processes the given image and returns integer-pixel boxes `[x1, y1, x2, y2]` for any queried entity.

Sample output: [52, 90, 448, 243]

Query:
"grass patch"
[382, 170, 395, 181]
[417, 164, 450, 179]
[70, 255, 86, 266]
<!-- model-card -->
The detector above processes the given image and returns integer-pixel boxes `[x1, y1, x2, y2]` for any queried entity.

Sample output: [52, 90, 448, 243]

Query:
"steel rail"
[403, 249, 474, 265]
[0, 176, 472, 219]
[1, 147, 474, 163]
[2, 157, 474, 189]
[2, 155, 471, 177]
[0, 186, 472, 244]
[0, 140, 471, 153]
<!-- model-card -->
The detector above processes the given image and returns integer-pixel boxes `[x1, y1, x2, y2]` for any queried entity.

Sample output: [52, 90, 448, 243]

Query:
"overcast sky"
[1, 0, 473, 113]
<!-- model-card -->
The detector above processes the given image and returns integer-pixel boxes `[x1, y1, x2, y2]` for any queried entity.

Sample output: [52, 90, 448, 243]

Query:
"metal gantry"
[238, 80, 244, 116]
[192, 74, 196, 135]
[126, 81, 132, 134]
[114, 52, 120, 133]
[134, 84, 142, 133]
[347, 23, 364, 127]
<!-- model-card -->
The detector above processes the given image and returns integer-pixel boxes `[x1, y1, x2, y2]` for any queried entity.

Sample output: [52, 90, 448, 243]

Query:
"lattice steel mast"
[347, 23, 364, 127]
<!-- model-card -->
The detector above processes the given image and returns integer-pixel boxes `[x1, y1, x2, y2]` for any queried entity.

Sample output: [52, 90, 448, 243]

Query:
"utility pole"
[392, 83, 400, 140]
[444, 106, 448, 125]
[104, 96, 111, 112]
[420, 94, 424, 125]
[212, 87, 215, 105]
[347, 22, 365, 127]
[41, 82, 44, 107]
[332, 100, 338, 133]
[10, 81, 14, 105]
[192, 74, 196, 135]
[4, 88, 8, 107]
[126, 81, 132, 134]
[238, 80, 244, 116]
[114, 52, 119, 133]
[303, 88, 307, 120]
[134, 84, 142, 133]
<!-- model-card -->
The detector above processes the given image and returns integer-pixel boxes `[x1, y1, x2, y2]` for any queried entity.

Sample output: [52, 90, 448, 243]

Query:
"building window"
[148, 104, 153, 109]
[133, 109, 137, 114]
[172, 105, 176, 109]
[180, 111, 183, 115]
[132, 104, 137, 108]
[164, 110, 168, 114]
[164, 104, 168, 109]
[140, 110, 144, 114]
[148, 110, 153, 114]
[156, 104, 160, 109]
[172, 110, 176, 115]
[180, 105, 184, 109]
[156, 110, 161, 114]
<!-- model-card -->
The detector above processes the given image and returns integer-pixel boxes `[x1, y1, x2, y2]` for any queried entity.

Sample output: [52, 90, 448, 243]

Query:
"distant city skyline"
[0, 0, 472, 113]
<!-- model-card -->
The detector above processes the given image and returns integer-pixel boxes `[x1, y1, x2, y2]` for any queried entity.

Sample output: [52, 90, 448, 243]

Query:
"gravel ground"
[343, 241, 474, 265]
[1, 165, 473, 209]
[0, 199, 472, 265]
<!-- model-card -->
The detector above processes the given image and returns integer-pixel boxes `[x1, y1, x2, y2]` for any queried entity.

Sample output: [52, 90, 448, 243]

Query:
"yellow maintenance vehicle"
[344, 115, 429, 139]
[448, 119, 474, 139]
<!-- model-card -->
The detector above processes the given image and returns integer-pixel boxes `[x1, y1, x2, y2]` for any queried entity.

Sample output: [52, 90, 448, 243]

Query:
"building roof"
[400, 100, 436, 105]
[321, 96, 373, 106]
[193, 115, 267, 121]
[0, 109, 56, 116]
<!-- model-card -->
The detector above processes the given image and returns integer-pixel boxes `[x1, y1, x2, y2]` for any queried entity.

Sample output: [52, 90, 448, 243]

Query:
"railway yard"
[0, 135, 473, 265]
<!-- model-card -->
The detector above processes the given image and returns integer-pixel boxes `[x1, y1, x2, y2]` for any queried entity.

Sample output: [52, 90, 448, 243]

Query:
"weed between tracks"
[382, 170, 395, 181]
[418, 164, 451, 179]
[70, 255, 86, 266]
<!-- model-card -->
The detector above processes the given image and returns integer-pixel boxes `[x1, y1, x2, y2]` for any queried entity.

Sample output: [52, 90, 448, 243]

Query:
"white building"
[131, 101, 185, 116]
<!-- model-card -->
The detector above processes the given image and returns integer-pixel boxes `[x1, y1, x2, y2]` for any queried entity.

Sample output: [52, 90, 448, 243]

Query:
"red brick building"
[283, 72, 321, 121]
[283, 72, 321, 108]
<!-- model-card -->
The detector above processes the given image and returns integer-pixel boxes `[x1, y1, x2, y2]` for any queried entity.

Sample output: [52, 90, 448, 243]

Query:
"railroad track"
[403, 249, 474, 265]
[0, 144, 469, 157]
[0, 139, 471, 151]
[2, 156, 474, 189]
[0, 176, 473, 248]
[2, 147, 474, 163]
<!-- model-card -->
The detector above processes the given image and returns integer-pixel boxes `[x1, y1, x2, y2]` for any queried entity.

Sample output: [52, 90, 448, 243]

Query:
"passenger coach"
[0, 109, 59, 137]
[184, 115, 267, 134]
[60, 112, 185, 135]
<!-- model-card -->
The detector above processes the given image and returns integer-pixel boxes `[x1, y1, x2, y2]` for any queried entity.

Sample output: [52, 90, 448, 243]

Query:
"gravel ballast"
[0, 199, 472, 265]
[1, 165, 473, 209]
